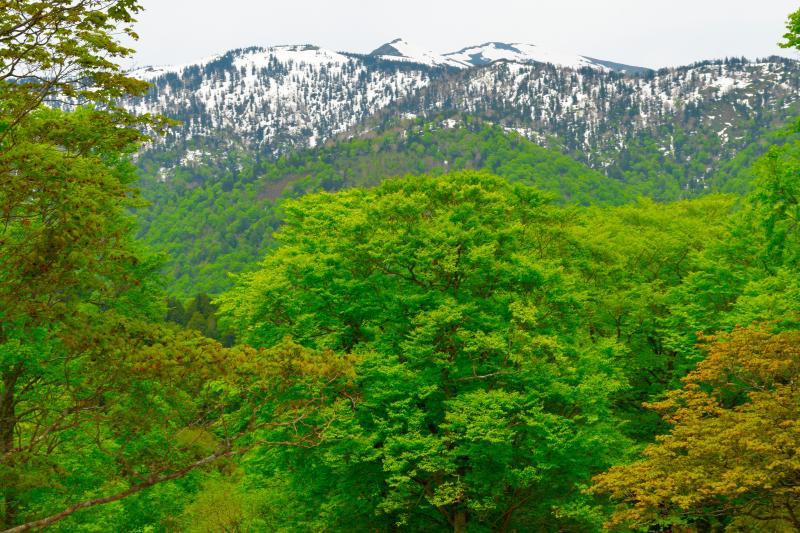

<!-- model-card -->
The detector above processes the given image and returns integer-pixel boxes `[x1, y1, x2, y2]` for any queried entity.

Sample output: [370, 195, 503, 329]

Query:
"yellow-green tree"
[591, 327, 800, 531]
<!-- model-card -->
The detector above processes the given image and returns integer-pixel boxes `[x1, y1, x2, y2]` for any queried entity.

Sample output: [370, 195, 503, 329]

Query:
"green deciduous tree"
[220, 171, 631, 532]
[0, 0, 163, 140]
[0, 2, 350, 530]
[780, 7, 800, 51]
[0, 103, 351, 530]
[1, 3, 158, 527]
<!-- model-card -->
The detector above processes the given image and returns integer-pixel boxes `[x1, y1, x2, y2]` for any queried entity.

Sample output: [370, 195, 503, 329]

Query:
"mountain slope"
[129, 45, 438, 154]
[442, 42, 646, 72]
[370, 39, 469, 68]
[126, 43, 800, 295]
[374, 57, 800, 196]
[136, 122, 633, 295]
[130, 47, 800, 194]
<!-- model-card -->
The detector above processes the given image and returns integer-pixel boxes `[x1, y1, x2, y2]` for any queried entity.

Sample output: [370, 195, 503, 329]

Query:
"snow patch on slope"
[237, 45, 350, 68]
[370, 39, 469, 69]
[128, 45, 434, 153]
[131, 54, 222, 80]
[444, 42, 610, 71]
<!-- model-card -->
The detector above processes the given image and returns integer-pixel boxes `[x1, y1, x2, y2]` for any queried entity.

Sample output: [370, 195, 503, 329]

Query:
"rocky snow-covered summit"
[129, 45, 437, 153]
[366, 39, 647, 73]
[442, 42, 648, 73]
[369, 38, 469, 69]
[127, 39, 654, 155]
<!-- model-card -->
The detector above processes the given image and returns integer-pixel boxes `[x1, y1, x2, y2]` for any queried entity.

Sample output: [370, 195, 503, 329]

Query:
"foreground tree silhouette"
[0, 2, 352, 531]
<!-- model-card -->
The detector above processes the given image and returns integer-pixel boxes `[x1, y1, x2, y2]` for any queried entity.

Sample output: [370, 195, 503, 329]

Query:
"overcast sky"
[128, 1, 800, 69]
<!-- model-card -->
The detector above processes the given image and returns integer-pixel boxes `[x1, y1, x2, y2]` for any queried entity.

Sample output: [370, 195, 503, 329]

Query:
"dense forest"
[135, 118, 800, 297]
[137, 122, 635, 295]
[1, 2, 800, 532]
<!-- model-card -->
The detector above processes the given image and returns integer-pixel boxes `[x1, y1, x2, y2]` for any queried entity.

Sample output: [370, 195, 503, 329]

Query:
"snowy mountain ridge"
[369, 39, 470, 69]
[128, 41, 800, 193]
[132, 39, 649, 79]
[441, 42, 644, 72]
[129, 45, 437, 153]
[366, 39, 649, 72]
[131, 45, 353, 81]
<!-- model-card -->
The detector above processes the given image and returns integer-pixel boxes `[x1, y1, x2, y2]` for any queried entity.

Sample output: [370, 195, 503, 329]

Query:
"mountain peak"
[443, 42, 649, 73]
[370, 39, 468, 68]
[367, 39, 649, 73]
[444, 42, 596, 70]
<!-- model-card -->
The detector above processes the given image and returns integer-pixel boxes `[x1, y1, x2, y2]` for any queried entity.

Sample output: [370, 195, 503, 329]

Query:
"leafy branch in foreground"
[0, 2, 353, 530]
[0, 319, 354, 532]
[0, 0, 172, 143]
[781, 6, 800, 51]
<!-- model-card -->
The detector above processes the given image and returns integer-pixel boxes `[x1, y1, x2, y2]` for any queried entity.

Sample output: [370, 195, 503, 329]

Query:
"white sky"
[128, 0, 800, 69]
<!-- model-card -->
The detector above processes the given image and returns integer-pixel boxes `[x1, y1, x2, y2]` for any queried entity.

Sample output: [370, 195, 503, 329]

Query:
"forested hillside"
[131, 46, 800, 196]
[136, 122, 635, 295]
[213, 164, 799, 530]
[131, 49, 800, 297]
[136, 113, 800, 296]
[2, 2, 800, 532]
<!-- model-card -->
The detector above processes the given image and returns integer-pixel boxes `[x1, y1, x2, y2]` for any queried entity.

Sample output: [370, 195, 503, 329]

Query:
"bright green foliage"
[137, 122, 635, 296]
[0, 105, 146, 321]
[0, 0, 168, 141]
[751, 141, 800, 267]
[134, 113, 800, 298]
[781, 7, 800, 50]
[166, 293, 235, 345]
[713, 126, 800, 195]
[0, 3, 349, 530]
[664, 132, 800, 346]
[178, 477, 270, 533]
[2, 2, 799, 531]
[216, 160, 800, 530]
[217, 169, 771, 531]
[0, 99, 150, 528]
[590, 48, 800, 528]
[220, 171, 633, 531]
[567, 196, 736, 437]
[0, 4, 169, 524]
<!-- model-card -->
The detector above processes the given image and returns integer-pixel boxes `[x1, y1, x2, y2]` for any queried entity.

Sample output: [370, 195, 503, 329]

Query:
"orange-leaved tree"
[591, 326, 800, 531]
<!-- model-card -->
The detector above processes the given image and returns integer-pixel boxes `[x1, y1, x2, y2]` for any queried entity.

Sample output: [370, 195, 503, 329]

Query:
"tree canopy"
[219, 171, 663, 531]
[1, 2, 799, 532]
[592, 327, 800, 532]
[0, 2, 348, 531]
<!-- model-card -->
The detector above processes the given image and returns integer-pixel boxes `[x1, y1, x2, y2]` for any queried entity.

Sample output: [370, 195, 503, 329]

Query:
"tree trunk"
[0, 365, 21, 529]
[453, 510, 467, 533]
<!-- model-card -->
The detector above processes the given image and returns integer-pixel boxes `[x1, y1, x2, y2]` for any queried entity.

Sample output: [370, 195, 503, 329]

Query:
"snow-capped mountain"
[131, 53, 225, 81]
[366, 39, 646, 73]
[129, 45, 437, 153]
[392, 58, 800, 175]
[442, 42, 642, 72]
[369, 39, 469, 69]
[128, 41, 800, 188]
[127, 42, 800, 297]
